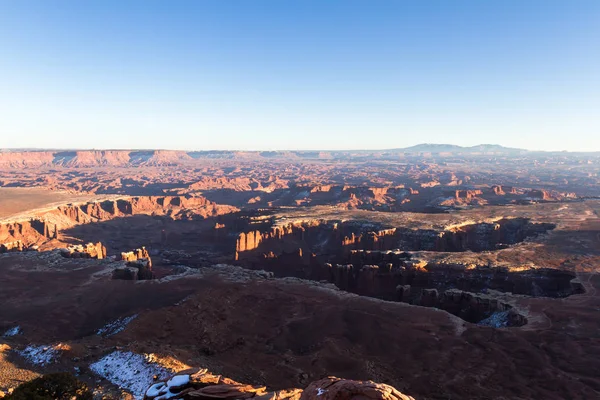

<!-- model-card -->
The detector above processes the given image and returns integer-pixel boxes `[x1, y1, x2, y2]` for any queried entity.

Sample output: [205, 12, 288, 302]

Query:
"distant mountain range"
[0, 145, 596, 168]
[394, 144, 526, 154]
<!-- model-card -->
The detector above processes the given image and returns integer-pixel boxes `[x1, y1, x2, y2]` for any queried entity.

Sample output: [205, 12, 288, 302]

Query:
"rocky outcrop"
[523, 189, 577, 202]
[116, 246, 154, 280]
[119, 246, 151, 264]
[310, 185, 333, 193]
[491, 185, 506, 195]
[302, 377, 414, 400]
[454, 189, 483, 201]
[0, 240, 25, 253]
[0, 218, 56, 244]
[144, 369, 414, 400]
[60, 242, 106, 259]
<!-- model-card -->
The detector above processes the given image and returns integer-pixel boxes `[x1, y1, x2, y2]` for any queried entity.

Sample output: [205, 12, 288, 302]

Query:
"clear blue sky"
[1, 1, 599, 151]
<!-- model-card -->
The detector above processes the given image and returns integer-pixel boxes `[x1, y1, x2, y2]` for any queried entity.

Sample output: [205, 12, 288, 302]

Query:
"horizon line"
[0, 144, 598, 154]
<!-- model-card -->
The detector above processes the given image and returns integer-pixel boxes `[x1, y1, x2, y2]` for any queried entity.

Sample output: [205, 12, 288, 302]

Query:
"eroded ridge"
[233, 217, 578, 326]
[235, 217, 555, 261]
[0, 195, 238, 247]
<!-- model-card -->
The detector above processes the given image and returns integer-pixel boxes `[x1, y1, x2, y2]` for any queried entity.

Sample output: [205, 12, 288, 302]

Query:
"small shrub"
[6, 372, 93, 400]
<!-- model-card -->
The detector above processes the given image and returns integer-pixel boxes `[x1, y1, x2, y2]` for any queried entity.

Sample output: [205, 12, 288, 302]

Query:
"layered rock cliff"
[0, 150, 192, 168]
[234, 218, 556, 262]
[0, 196, 238, 246]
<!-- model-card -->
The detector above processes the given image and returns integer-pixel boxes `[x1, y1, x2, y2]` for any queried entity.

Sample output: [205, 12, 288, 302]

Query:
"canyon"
[1, 147, 600, 399]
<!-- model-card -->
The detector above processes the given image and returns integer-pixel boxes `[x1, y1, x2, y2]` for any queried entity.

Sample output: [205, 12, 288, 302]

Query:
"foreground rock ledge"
[144, 369, 415, 400]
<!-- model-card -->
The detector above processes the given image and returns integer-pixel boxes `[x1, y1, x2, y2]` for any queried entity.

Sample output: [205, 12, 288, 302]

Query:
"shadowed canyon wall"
[0, 195, 238, 246]
[235, 218, 556, 261]
[233, 218, 575, 326]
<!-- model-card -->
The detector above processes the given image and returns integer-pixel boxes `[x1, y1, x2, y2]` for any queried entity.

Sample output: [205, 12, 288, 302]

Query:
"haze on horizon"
[1, 1, 599, 152]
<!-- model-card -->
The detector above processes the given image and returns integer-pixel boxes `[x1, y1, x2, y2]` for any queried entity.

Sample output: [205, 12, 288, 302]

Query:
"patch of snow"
[90, 351, 173, 399]
[96, 314, 138, 337]
[145, 374, 191, 399]
[478, 311, 510, 328]
[146, 382, 167, 398]
[3, 326, 21, 337]
[18, 345, 59, 366]
[145, 381, 181, 399]
[166, 374, 190, 389]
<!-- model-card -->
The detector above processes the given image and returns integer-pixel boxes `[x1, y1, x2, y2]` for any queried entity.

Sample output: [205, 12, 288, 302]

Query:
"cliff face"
[299, 257, 581, 327]
[0, 150, 192, 168]
[0, 219, 56, 244]
[0, 151, 56, 168]
[234, 218, 556, 262]
[0, 196, 238, 246]
[235, 221, 347, 261]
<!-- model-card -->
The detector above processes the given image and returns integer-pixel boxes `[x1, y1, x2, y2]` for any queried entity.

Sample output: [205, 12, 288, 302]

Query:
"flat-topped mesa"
[144, 369, 415, 400]
[60, 242, 106, 259]
[527, 189, 553, 201]
[310, 184, 333, 193]
[454, 189, 483, 201]
[0, 150, 192, 168]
